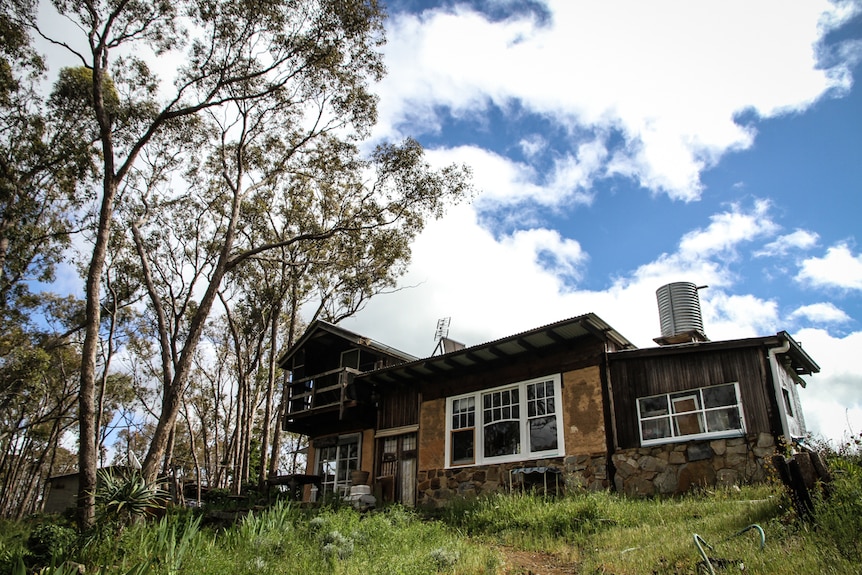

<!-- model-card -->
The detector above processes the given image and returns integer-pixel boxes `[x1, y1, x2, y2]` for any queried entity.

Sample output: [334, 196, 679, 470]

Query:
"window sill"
[640, 429, 745, 448]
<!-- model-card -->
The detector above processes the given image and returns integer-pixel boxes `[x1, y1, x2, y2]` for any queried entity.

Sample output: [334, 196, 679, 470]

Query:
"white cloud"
[792, 328, 862, 442]
[376, 1, 855, 202]
[338, 191, 859, 443]
[424, 145, 595, 209]
[756, 229, 820, 257]
[678, 200, 778, 259]
[789, 302, 852, 324]
[797, 244, 862, 290]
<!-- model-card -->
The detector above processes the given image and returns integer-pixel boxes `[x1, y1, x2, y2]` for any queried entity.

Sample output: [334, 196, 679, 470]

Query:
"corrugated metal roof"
[609, 331, 820, 376]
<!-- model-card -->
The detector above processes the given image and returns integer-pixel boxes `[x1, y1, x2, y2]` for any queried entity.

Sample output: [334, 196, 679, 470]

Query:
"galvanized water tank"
[656, 282, 705, 338]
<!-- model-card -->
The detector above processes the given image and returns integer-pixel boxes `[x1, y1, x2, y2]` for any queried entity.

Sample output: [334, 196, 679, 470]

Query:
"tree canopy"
[1, 0, 472, 526]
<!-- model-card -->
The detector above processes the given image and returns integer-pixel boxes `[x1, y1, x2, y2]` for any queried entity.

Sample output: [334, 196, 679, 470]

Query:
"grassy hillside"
[2, 462, 860, 574]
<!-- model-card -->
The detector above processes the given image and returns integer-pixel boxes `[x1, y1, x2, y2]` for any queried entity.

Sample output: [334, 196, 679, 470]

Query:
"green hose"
[693, 524, 765, 574]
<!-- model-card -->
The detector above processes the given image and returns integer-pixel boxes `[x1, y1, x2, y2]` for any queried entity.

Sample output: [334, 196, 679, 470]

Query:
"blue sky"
[340, 0, 862, 444]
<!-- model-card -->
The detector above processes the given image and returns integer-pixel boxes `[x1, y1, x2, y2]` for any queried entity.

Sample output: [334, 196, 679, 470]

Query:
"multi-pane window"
[638, 383, 745, 445]
[450, 397, 475, 465]
[483, 388, 520, 457]
[316, 434, 360, 498]
[527, 379, 558, 452]
[446, 376, 563, 467]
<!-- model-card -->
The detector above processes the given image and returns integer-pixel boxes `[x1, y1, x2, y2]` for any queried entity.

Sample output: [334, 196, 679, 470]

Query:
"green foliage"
[26, 523, 77, 566]
[438, 491, 609, 545]
[0, 518, 29, 573]
[95, 469, 166, 527]
[813, 445, 862, 564]
[7, 482, 862, 575]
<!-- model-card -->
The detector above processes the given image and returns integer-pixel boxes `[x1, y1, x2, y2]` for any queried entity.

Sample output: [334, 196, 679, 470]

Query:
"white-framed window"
[637, 382, 745, 446]
[445, 375, 564, 467]
[315, 433, 361, 498]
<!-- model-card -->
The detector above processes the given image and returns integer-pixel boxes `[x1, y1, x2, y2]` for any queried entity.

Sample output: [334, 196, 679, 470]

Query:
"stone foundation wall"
[611, 432, 776, 496]
[417, 454, 610, 507]
[415, 433, 777, 506]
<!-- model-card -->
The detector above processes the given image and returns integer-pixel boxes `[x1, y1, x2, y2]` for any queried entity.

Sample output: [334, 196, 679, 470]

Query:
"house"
[43, 465, 138, 514]
[277, 284, 818, 505]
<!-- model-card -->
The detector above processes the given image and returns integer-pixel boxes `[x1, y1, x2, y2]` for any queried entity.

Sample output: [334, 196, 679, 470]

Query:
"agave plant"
[95, 469, 166, 527]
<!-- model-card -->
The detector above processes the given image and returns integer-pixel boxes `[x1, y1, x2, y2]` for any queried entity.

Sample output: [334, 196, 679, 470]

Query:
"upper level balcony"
[286, 367, 368, 421]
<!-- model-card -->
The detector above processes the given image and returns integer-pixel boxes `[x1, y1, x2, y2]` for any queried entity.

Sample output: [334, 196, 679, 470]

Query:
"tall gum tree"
[21, 0, 471, 526]
[21, 0, 392, 528]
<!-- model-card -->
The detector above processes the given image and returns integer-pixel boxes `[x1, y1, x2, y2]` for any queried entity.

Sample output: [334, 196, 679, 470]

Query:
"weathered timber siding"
[561, 366, 606, 455]
[378, 385, 419, 429]
[608, 346, 776, 449]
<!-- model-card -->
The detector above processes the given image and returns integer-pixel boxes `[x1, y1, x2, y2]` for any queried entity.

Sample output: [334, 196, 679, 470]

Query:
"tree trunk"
[259, 303, 281, 487]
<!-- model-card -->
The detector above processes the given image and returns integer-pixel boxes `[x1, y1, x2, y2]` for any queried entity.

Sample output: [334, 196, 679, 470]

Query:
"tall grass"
[5, 447, 860, 575]
[435, 482, 861, 574]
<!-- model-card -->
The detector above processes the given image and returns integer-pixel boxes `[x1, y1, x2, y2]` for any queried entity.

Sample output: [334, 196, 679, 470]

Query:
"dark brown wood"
[608, 346, 778, 448]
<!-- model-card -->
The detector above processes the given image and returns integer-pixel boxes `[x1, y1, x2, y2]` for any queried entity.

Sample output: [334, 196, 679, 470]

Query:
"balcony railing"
[287, 367, 361, 419]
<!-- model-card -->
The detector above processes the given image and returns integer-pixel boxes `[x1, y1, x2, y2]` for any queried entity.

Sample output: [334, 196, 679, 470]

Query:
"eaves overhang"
[358, 313, 635, 387]
[609, 331, 820, 376]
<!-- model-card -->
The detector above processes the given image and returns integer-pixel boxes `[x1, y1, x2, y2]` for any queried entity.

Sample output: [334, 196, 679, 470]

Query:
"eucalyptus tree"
[13, 0, 416, 528]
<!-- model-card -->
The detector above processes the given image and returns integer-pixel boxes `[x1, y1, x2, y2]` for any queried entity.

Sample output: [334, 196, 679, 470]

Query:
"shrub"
[95, 469, 165, 527]
[26, 523, 77, 567]
[815, 458, 862, 563]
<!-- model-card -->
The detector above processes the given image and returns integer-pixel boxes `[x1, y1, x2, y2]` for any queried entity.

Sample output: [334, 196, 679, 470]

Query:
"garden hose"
[693, 524, 765, 575]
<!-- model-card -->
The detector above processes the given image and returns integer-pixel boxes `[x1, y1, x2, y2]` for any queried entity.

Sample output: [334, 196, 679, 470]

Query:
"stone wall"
[610, 433, 776, 496]
[416, 453, 610, 507]
[415, 434, 777, 505]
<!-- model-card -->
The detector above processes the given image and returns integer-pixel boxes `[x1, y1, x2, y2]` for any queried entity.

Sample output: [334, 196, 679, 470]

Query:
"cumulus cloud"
[755, 229, 820, 257]
[789, 302, 852, 324]
[376, 0, 855, 203]
[792, 328, 862, 441]
[678, 200, 778, 260]
[797, 244, 862, 290]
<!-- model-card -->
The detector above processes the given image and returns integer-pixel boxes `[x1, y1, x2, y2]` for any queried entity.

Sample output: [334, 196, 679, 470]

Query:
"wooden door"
[378, 433, 417, 506]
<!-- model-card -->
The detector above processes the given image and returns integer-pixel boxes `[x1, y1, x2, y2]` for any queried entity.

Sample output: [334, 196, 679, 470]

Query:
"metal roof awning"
[609, 331, 820, 376]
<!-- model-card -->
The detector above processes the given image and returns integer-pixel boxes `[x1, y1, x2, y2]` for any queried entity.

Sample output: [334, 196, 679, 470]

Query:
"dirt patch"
[497, 546, 577, 575]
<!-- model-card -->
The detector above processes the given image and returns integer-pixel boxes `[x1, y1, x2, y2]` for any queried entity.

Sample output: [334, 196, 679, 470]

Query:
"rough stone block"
[615, 460, 637, 479]
[725, 452, 748, 468]
[678, 461, 716, 492]
[624, 476, 655, 497]
[710, 439, 727, 455]
[752, 446, 774, 459]
[669, 451, 686, 464]
[639, 455, 667, 472]
[687, 443, 713, 462]
[757, 432, 775, 449]
[654, 469, 679, 495]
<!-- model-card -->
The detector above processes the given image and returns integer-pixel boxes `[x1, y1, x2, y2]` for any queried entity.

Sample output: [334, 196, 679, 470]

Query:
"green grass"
[4, 467, 861, 574]
[434, 483, 861, 574]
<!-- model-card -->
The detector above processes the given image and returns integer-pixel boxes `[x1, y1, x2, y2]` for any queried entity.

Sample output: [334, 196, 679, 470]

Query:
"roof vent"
[653, 282, 709, 345]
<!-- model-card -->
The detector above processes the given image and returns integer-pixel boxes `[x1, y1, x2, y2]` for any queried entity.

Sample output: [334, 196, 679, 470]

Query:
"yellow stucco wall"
[419, 397, 446, 470]
[361, 429, 375, 474]
[561, 366, 606, 454]
[417, 366, 607, 473]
